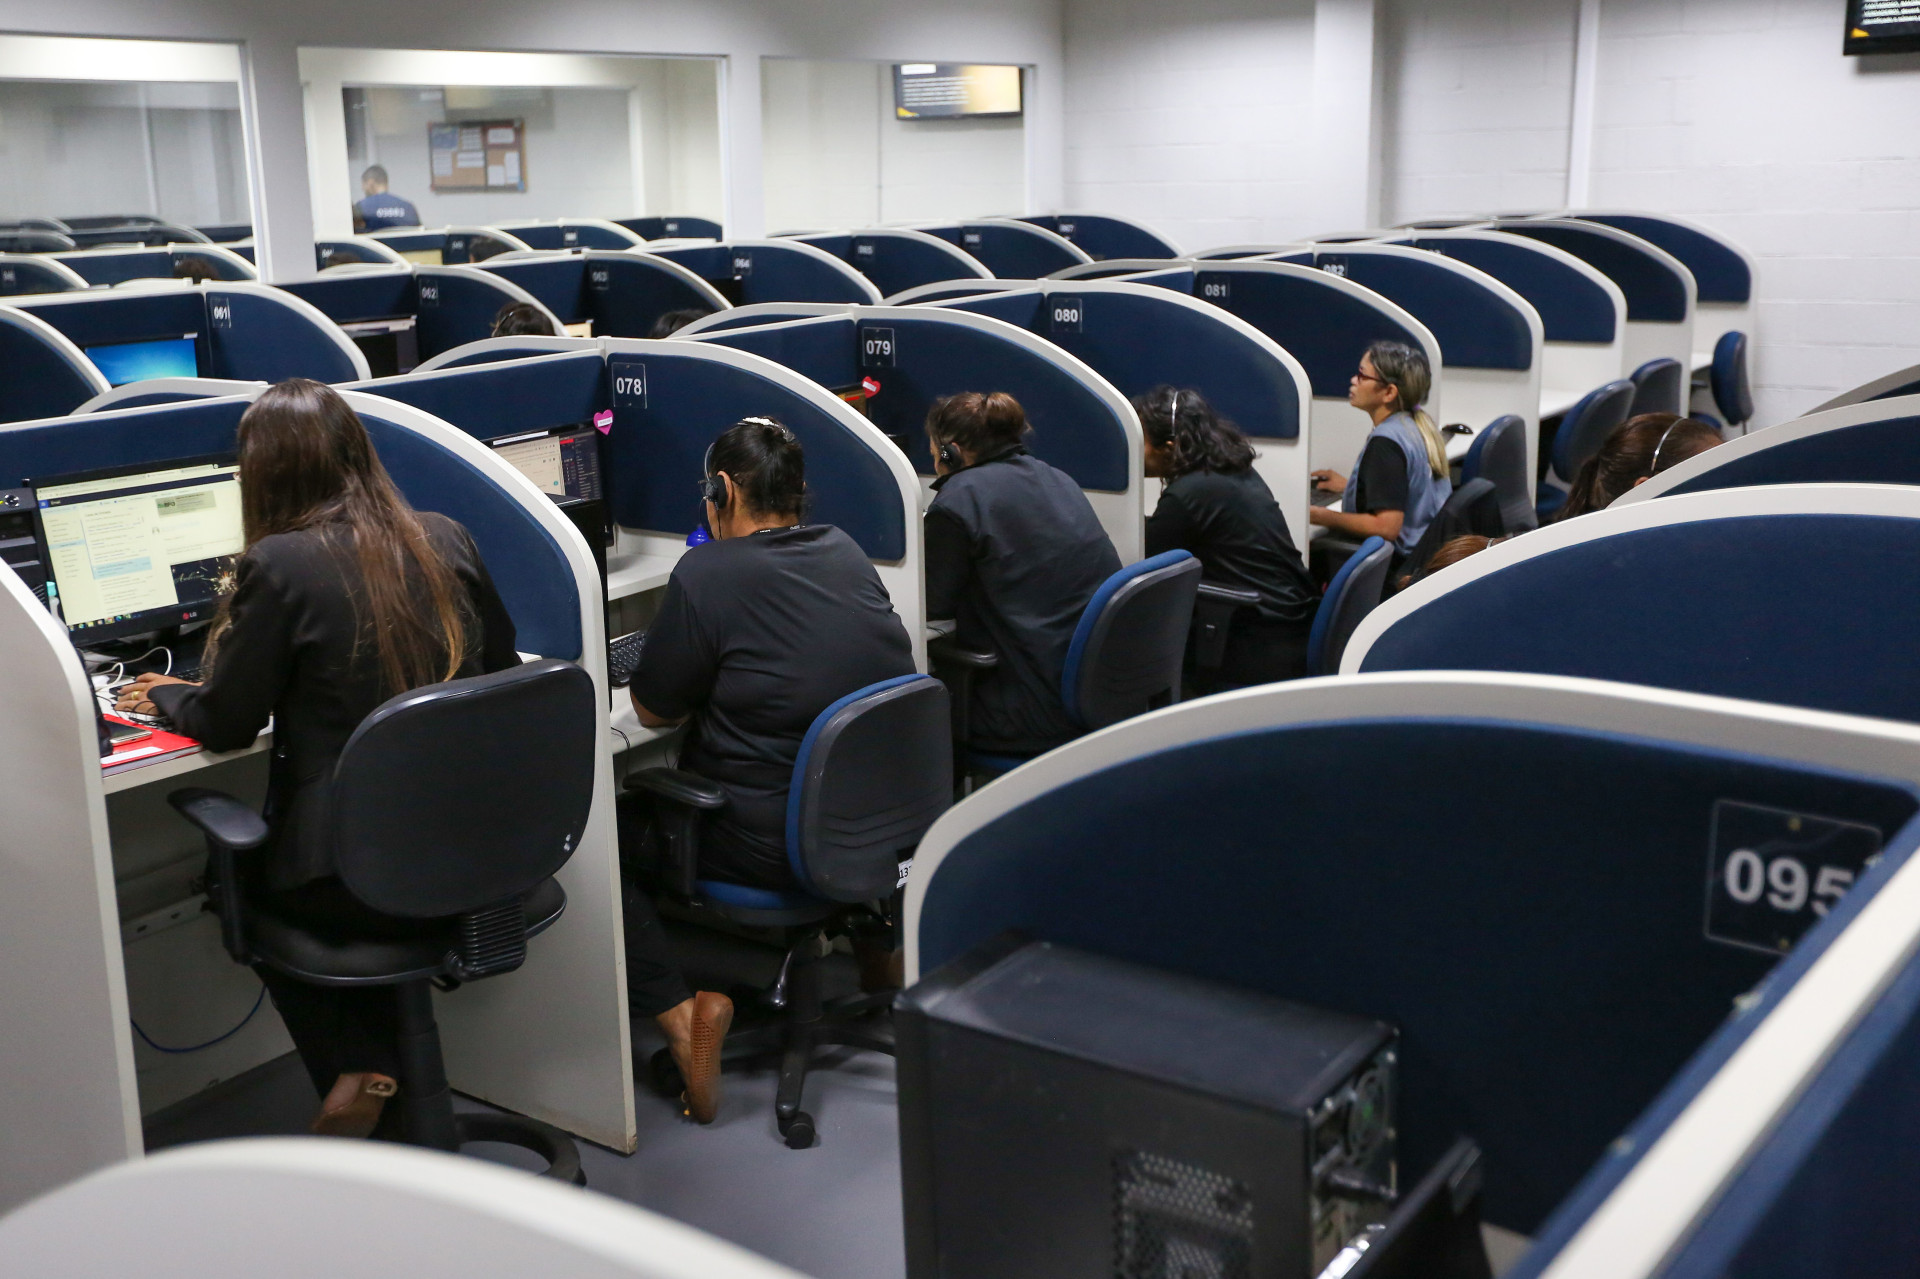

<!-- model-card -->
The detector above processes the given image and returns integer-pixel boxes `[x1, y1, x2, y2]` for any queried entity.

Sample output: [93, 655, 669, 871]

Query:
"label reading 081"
[1705, 800, 1882, 955]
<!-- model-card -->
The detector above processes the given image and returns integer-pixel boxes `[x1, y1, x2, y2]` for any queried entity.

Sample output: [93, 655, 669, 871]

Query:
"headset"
[700, 416, 794, 511]
[1648, 419, 1683, 474]
[936, 439, 962, 471]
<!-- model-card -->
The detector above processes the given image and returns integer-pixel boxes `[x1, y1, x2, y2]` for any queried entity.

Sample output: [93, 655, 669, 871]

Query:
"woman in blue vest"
[1307, 341, 1450, 569]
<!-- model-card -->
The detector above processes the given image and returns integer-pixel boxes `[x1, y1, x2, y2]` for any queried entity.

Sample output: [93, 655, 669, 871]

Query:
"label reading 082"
[1705, 800, 1882, 955]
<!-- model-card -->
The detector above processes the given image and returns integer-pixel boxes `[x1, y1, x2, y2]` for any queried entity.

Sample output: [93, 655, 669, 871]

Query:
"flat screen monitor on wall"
[1845, 0, 1920, 53]
[893, 63, 1023, 119]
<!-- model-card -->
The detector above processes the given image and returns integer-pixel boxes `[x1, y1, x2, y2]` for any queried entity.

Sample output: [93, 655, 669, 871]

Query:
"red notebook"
[101, 714, 201, 770]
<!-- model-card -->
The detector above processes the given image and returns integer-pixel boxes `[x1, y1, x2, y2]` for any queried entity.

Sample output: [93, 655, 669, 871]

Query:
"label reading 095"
[1705, 800, 1882, 955]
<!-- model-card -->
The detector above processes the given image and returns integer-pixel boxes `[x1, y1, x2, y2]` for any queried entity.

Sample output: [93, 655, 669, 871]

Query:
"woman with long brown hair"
[116, 378, 519, 1139]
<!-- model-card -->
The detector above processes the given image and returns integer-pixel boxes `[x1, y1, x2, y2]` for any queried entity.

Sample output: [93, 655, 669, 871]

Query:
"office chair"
[1308, 535, 1393, 675]
[1712, 330, 1753, 433]
[1460, 413, 1535, 534]
[1538, 378, 1635, 520]
[168, 659, 598, 1182]
[1628, 357, 1686, 418]
[933, 550, 1203, 779]
[625, 674, 951, 1148]
[1401, 477, 1503, 585]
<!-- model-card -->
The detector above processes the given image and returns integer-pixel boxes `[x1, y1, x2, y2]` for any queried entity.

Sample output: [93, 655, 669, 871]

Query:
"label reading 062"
[1705, 800, 1882, 955]
[860, 326, 896, 369]
[1320, 256, 1349, 278]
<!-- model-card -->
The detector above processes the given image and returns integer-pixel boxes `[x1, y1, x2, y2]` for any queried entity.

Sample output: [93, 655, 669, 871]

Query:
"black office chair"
[1539, 378, 1635, 520]
[1712, 331, 1753, 433]
[625, 674, 951, 1148]
[1307, 535, 1395, 676]
[1400, 477, 1504, 585]
[1628, 357, 1686, 418]
[933, 550, 1203, 779]
[1460, 413, 1535, 534]
[169, 659, 598, 1182]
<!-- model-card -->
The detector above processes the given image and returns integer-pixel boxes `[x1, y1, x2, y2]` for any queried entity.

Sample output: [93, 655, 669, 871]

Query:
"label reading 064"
[1705, 800, 1882, 955]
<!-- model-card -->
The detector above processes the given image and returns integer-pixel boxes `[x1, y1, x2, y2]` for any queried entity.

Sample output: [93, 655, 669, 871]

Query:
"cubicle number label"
[861, 327, 896, 369]
[1057, 221, 1077, 239]
[209, 297, 233, 329]
[855, 241, 876, 259]
[1705, 800, 1882, 955]
[732, 253, 753, 279]
[610, 357, 648, 410]
[1320, 256, 1349, 278]
[590, 266, 611, 292]
[963, 231, 983, 249]
[1, 268, 13, 288]
[1050, 298, 1084, 334]
[563, 229, 579, 247]
[1198, 276, 1231, 301]
[418, 282, 440, 308]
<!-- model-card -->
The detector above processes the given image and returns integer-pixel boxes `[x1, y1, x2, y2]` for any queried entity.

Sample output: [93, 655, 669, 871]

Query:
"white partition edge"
[885, 280, 1032, 305]
[0, 303, 113, 398]
[673, 301, 853, 338]
[0, 251, 91, 291]
[320, 234, 409, 267]
[903, 669, 1920, 981]
[1341, 482, 1920, 673]
[1617, 391, 1920, 506]
[173, 243, 260, 280]
[76, 378, 267, 412]
[409, 333, 602, 374]
[598, 336, 930, 671]
[972, 217, 1095, 267]
[1808, 362, 1920, 416]
[338, 389, 636, 1153]
[1049, 209, 1184, 256]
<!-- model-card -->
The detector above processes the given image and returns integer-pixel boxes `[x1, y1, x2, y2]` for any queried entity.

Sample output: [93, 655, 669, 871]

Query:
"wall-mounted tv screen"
[1845, 0, 1920, 54]
[893, 64, 1023, 120]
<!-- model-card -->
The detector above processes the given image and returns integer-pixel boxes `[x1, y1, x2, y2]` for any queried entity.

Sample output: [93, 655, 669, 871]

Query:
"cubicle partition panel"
[1046, 258, 1185, 282]
[1344, 484, 1920, 725]
[0, 253, 88, 297]
[315, 236, 408, 268]
[1575, 210, 1755, 365]
[1395, 230, 1626, 418]
[1021, 213, 1181, 261]
[883, 278, 1033, 306]
[0, 306, 110, 422]
[411, 266, 564, 362]
[617, 215, 724, 242]
[275, 267, 415, 329]
[77, 378, 267, 413]
[789, 228, 992, 300]
[367, 227, 534, 267]
[649, 239, 883, 306]
[687, 315, 863, 392]
[950, 220, 1091, 279]
[1491, 219, 1696, 381]
[348, 351, 609, 466]
[578, 250, 730, 339]
[410, 335, 603, 373]
[903, 670, 1920, 1240]
[1810, 362, 1920, 414]
[931, 279, 1314, 543]
[167, 245, 258, 282]
[50, 248, 176, 287]
[673, 302, 849, 335]
[1619, 394, 1920, 504]
[477, 255, 591, 325]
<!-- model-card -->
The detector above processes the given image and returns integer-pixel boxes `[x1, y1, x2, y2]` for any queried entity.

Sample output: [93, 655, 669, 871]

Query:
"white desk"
[605, 549, 679, 602]
[1541, 387, 1586, 418]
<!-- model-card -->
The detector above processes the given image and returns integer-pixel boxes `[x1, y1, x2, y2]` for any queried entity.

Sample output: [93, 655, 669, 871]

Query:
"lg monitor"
[84, 335, 200, 386]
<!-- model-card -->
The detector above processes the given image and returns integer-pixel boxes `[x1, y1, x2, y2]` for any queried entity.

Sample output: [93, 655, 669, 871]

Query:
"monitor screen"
[398, 248, 443, 266]
[31, 456, 244, 644]
[893, 63, 1024, 119]
[84, 335, 200, 386]
[1846, 0, 1920, 53]
[489, 427, 604, 505]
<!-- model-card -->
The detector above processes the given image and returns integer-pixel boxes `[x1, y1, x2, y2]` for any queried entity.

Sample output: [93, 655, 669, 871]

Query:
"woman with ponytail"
[1136, 386, 1317, 687]
[1309, 341, 1452, 569]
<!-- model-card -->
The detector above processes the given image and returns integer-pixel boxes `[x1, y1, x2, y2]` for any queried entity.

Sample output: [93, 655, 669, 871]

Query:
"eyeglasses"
[1353, 369, 1386, 385]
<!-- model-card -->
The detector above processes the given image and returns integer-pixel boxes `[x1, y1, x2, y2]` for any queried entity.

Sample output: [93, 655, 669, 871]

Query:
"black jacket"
[925, 449, 1121, 754]
[151, 513, 519, 891]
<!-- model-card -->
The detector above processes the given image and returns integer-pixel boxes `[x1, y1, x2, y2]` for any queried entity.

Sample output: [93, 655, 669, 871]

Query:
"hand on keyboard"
[113, 670, 198, 720]
[607, 631, 646, 688]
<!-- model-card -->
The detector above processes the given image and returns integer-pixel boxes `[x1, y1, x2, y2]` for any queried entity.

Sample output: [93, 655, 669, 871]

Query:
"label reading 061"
[1705, 800, 1883, 955]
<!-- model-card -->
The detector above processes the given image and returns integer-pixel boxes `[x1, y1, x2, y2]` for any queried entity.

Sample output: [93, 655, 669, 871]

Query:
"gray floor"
[145, 923, 907, 1279]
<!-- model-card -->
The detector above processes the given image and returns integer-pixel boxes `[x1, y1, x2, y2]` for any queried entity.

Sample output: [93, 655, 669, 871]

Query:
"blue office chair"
[1308, 535, 1393, 675]
[1460, 413, 1534, 534]
[935, 550, 1204, 779]
[1712, 330, 1753, 432]
[1628, 357, 1685, 418]
[624, 674, 952, 1148]
[1539, 378, 1635, 520]
[1402, 477, 1503, 585]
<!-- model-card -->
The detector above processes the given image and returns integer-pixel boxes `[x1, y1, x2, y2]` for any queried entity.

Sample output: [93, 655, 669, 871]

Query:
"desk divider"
[616, 215, 723, 242]
[412, 266, 563, 362]
[648, 239, 882, 306]
[77, 378, 267, 413]
[1573, 210, 1755, 366]
[1620, 394, 1920, 504]
[366, 227, 534, 267]
[0, 253, 88, 296]
[0, 306, 110, 422]
[1489, 219, 1695, 380]
[315, 236, 408, 268]
[1019, 213, 1181, 261]
[577, 250, 729, 337]
[491, 219, 647, 252]
[276, 266, 415, 328]
[786, 228, 992, 300]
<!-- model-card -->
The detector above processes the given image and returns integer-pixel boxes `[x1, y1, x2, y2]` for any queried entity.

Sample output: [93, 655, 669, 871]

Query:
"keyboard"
[100, 666, 201, 731]
[607, 631, 646, 688]
[1311, 487, 1341, 508]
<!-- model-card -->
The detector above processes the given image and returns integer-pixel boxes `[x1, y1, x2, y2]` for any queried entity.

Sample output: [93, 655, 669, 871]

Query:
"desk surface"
[1541, 387, 1586, 418]
[606, 550, 679, 603]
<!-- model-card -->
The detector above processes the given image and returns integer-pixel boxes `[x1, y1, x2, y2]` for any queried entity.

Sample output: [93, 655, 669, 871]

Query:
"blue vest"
[356, 194, 420, 230]
[1350, 411, 1449, 553]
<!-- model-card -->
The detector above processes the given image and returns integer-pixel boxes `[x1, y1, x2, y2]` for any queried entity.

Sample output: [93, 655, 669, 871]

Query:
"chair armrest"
[928, 636, 1000, 778]
[928, 634, 999, 671]
[1191, 583, 1261, 678]
[1196, 582, 1261, 609]
[623, 768, 727, 900]
[168, 787, 267, 965]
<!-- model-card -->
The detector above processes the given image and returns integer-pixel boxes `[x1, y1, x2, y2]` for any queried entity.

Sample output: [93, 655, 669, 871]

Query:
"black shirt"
[925, 449, 1121, 754]
[150, 514, 519, 892]
[1146, 467, 1317, 627]
[630, 524, 915, 871]
[1350, 437, 1410, 515]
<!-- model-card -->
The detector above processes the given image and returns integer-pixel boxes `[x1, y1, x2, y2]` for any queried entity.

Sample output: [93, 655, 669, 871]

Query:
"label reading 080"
[1049, 296, 1084, 334]
[1705, 800, 1882, 955]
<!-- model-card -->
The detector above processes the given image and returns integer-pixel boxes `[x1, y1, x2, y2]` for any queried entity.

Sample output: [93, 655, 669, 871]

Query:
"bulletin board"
[428, 118, 527, 193]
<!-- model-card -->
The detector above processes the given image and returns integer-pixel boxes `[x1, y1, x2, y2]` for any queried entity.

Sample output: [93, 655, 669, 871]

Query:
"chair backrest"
[1061, 550, 1203, 730]
[1307, 535, 1392, 675]
[1552, 378, 1636, 482]
[1713, 330, 1753, 426]
[1404, 477, 1503, 581]
[1461, 414, 1535, 533]
[1628, 356, 1685, 417]
[332, 659, 597, 920]
[788, 674, 952, 902]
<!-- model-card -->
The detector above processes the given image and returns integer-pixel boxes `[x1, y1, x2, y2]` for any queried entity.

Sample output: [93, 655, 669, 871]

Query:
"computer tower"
[897, 935, 1397, 1279]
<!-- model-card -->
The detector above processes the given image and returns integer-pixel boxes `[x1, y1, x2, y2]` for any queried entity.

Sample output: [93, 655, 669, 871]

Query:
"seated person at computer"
[352, 165, 421, 232]
[925, 391, 1121, 755]
[621, 416, 915, 1123]
[1555, 413, 1723, 521]
[1137, 386, 1317, 688]
[1308, 342, 1451, 570]
[115, 378, 519, 1140]
[490, 300, 561, 338]
[647, 307, 715, 338]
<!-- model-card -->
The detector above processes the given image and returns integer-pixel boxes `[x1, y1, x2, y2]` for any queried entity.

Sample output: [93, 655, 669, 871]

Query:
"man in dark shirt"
[924, 391, 1121, 755]
[352, 165, 421, 232]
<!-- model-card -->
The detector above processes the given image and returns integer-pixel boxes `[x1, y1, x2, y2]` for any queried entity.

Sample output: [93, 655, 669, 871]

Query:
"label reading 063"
[1705, 800, 1882, 955]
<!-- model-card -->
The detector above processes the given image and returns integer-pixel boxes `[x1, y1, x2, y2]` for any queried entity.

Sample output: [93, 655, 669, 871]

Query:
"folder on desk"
[101, 716, 201, 770]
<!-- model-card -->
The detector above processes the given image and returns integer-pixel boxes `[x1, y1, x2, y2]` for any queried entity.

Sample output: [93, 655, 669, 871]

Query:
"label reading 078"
[1705, 800, 1882, 955]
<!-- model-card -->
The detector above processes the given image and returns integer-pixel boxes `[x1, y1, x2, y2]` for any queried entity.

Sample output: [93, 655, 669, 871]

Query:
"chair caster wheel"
[779, 1111, 816, 1149]
[649, 1047, 683, 1097]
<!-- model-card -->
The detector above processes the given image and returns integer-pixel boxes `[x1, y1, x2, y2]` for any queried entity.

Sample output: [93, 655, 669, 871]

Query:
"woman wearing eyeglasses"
[1308, 341, 1452, 570]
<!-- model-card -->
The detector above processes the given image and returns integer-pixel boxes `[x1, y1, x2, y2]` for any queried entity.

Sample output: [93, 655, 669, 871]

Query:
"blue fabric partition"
[1025, 214, 1179, 261]
[315, 239, 393, 267]
[413, 269, 537, 360]
[1661, 413, 1920, 496]
[12, 290, 204, 351]
[936, 289, 1045, 327]
[1405, 236, 1616, 344]
[1309, 250, 1531, 369]
[915, 717, 1920, 1232]
[617, 216, 723, 241]
[650, 242, 876, 305]
[847, 233, 988, 298]
[0, 314, 104, 423]
[1578, 214, 1751, 305]
[354, 351, 609, 444]
[227, 244, 256, 264]
[500, 225, 568, 251]
[1191, 268, 1424, 397]
[582, 253, 725, 338]
[957, 223, 1083, 278]
[203, 289, 361, 384]
[601, 347, 905, 559]
[693, 317, 862, 391]
[0, 397, 580, 660]
[52, 249, 173, 286]
[1499, 223, 1689, 323]
[688, 307, 828, 332]
[479, 257, 587, 324]
[1357, 513, 1920, 722]
[276, 272, 416, 326]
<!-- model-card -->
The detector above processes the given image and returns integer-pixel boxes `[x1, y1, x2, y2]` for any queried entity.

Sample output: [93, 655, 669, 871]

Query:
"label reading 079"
[1705, 800, 1882, 955]
[860, 327, 896, 369]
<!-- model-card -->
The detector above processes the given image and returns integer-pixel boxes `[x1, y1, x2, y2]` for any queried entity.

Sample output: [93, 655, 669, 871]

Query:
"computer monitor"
[30, 455, 244, 646]
[489, 426, 610, 548]
[398, 248, 443, 266]
[83, 335, 200, 386]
